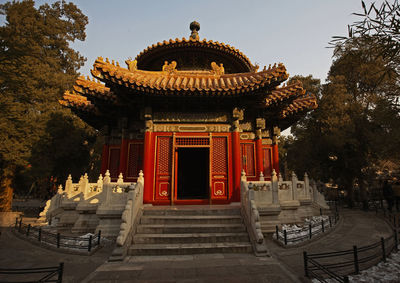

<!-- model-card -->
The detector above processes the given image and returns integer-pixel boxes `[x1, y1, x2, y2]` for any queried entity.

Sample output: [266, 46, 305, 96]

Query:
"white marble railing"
[240, 171, 267, 255]
[116, 171, 144, 247]
[40, 170, 141, 222]
[242, 170, 328, 209]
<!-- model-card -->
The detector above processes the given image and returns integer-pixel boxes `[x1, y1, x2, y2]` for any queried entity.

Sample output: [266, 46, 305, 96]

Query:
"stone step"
[143, 208, 241, 216]
[128, 242, 253, 256]
[136, 223, 247, 234]
[133, 232, 249, 244]
[140, 215, 243, 225]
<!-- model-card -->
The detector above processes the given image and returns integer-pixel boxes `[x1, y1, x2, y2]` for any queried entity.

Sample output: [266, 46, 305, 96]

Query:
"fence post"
[353, 245, 359, 274]
[322, 220, 325, 233]
[303, 251, 308, 277]
[284, 230, 287, 245]
[309, 223, 312, 239]
[381, 237, 386, 262]
[26, 224, 31, 236]
[97, 230, 101, 246]
[88, 235, 92, 252]
[329, 216, 332, 228]
[57, 233, 60, 248]
[57, 262, 64, 283]
[38, 227, 41, 242]
[276, 225, 279, 240]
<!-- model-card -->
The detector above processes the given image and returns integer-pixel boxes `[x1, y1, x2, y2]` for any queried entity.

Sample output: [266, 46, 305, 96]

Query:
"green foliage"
[0, 0, 96, 204]
[331, 0, 400, 67]
[286, 39, 400, 205]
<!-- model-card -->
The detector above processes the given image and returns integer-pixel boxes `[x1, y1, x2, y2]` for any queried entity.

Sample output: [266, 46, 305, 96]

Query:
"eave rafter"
[59, 90, 98, 114]
[279, 94, 318, 119]
[264, 80, 305, 107]
[73, 76, 117, 102]
[90, 57, 289, 96]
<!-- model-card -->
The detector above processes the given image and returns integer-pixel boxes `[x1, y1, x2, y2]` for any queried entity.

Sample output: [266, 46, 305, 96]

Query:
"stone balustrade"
[39, 170, 143, 238]
[241, 170, 329, 234]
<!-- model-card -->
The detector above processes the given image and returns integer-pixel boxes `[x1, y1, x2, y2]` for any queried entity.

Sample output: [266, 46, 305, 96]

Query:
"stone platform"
[0, 209, 395, 282]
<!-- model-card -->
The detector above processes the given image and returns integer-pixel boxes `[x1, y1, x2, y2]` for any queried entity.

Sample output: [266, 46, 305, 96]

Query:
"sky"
[6, 0, 383, 83]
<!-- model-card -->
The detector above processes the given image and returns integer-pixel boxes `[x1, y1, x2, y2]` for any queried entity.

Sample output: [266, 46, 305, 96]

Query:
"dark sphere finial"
[189, 21, 200, 40]
[190, 21, 200, 32]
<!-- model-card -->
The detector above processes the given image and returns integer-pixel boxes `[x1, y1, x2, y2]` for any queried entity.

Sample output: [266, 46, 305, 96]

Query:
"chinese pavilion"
[60, 22, 317, 206]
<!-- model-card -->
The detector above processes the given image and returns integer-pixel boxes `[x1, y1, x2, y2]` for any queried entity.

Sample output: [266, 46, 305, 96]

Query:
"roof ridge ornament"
[190, 21, 200, 40]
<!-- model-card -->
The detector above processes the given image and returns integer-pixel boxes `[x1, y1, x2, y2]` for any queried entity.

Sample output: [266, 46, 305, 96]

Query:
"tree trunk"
[0, 173, 13, 212]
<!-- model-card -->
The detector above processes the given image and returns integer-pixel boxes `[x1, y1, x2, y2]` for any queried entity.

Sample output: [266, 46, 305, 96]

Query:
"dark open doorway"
[177, 148, 209, 199]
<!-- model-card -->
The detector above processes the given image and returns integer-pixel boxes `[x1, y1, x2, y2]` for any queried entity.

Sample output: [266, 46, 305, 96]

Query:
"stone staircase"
[128, 205, 253, 256]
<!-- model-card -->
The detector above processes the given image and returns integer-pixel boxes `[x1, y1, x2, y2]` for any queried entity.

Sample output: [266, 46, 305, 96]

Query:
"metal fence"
[0, 263, 63, 283]
[304, 231, 399, 282]
[275, 212, 339, 245]
[14, 218, 101, 252]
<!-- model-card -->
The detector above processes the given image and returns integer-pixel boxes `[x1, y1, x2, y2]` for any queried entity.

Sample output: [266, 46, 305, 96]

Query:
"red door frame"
[146, 132, 234, 205]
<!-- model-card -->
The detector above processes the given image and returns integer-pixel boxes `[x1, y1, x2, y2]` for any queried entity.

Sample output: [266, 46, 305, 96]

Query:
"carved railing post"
[241, 170, 247, 182]
[304, 172, 310, 198]
[311, 180, 317, 202]
[138, 170, 144, 185]
[65, 174, 73, 198]
[259, 172, 264, 181]
[82, 173, 90, 199]
[272, 169, 279, 204]
[117, 173, 124, 184]
[97, 174, 103, 192]
[104, 170, 111, 184]
[291, 172, 298, 201]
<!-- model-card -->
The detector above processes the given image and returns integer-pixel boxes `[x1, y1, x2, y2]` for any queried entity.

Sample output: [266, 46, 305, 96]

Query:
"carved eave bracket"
[232, 107, 244, 132]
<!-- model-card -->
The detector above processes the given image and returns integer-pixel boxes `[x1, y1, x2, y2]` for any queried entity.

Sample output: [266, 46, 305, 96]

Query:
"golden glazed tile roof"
[265, 80, 305, 106]
[135, 37, 255, 72]
[73, 76, 117, 102]
[59, 91, 97, 113]
[280, 95, 318, 118]
[90, 57, 288, 95]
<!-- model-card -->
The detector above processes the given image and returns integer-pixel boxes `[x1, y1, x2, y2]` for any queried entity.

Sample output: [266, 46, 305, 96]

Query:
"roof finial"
[190, 21, 200, 40]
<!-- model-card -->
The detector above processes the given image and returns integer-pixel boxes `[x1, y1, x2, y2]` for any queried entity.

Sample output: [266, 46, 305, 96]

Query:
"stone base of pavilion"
[37, 169, 329, 257]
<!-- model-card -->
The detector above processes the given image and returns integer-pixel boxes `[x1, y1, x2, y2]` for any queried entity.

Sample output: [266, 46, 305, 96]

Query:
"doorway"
[177, 148, 209, 199]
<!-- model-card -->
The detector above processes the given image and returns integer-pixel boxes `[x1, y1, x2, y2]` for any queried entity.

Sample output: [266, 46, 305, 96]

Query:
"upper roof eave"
[90, 57, 289, 96]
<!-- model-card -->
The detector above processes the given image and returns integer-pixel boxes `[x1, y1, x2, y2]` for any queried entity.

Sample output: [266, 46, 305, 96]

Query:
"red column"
[232, 131, 241, 202]
[118, 137, 129, 177]
[143, 131, 153, 203]
[100, 144, 109, 176]
[272, 143, 280, 177]
[256, 138, 263, 178]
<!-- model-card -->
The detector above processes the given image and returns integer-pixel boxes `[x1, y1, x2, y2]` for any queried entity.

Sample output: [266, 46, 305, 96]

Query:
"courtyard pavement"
[0, 209, 394, 283]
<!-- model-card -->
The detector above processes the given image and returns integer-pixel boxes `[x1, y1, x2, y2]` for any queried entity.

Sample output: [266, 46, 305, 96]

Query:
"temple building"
[60, 22, 317, 206]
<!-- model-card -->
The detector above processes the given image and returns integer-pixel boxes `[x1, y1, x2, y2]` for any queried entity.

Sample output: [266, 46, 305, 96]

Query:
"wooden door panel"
[241, 143, 256, 178]
[262, 147, 273, 178]
[211, 137, 228, 199]
[154, 136, 172, 201]
[126, 142, 144, 179]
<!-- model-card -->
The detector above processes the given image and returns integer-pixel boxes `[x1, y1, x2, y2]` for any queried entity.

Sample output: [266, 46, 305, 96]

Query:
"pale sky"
[1, 0, 383, 82]
[57, 0, 381, 82]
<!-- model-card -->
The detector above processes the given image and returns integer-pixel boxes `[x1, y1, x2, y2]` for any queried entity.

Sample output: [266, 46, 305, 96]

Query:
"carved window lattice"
[109, 148, 120, 178]
[157, 137, 172, 174]
[175, 137, 209, 146]
[127, 143, 144, 178]
[212, 137, 227, 174]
